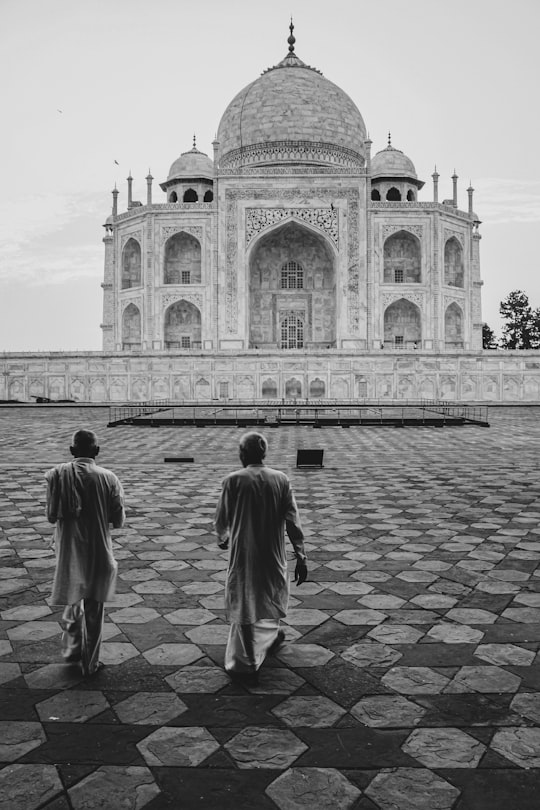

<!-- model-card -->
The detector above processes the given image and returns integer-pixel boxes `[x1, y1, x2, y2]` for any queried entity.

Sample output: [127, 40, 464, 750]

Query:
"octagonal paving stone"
[367, 624, 424, 644]
[6, 621, 61, 642]
[276, 643, 334, 668]
[164, 608, 218, 625]
[365, 767, 460, 810]
[107, 606, 161, 623]
[447, 665, 522, 693]
[142, 642, 204, 666]
[474, 643, 536, 667]
[114, 692, 188, 725]
[225, 726, 308, 769]
[341, 640, 402, 668]
[0, 764, 64, 810]
[266, 767, 361, 809]
[100, 642, 140, 665]
[137, 726, 220, 766]
[36, 690, 109, 723]
[382, 666, 451, 694]
[165, 666, 231, 693]
[271, 696, 346, 727]
[426, 623, 485, 644]
[402, 728, 486, 768]
[333, 609, 388, 625]
[490, 728, 540, 768]
[185, 624, 230, 645]
[510, 692, 540, 723]
[69, 765, 160, 809]
[0, 721, 46, 761]
[351, 695, 426, 728]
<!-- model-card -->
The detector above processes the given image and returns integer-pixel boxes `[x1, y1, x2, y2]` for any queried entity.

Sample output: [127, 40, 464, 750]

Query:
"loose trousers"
[62, 598, 104, 676]
[224, 618, 281, 674]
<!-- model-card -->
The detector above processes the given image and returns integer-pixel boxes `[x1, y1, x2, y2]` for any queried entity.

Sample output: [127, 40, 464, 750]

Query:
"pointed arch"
[164, 300, 201, 349]
[164, 231, 201, 284]
[121, 238, 141, 289]
[444, 236, 464, 287]
[445, 302, 463, 348]
[122, 303, 141, 349]
[384, 298, 421, 348]
[383, 230, 421, 283]
[371, 189, 381, 201]
[183, 188, 198, 202]
[386, 187, 401, 201]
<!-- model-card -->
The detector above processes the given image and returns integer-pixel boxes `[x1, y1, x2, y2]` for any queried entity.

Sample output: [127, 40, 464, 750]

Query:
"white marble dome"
[216, 42, 366, 170]
[167, 145, 213, 181]
[371, 142, 418, 181]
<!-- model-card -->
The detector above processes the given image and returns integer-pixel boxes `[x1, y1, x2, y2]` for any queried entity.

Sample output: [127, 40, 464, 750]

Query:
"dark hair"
[239, 431, 267, 462]
[71, 429, 98, 454]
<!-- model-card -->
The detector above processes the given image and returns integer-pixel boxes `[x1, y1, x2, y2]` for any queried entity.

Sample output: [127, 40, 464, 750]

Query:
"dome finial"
[288, 17, 296, 53]
[387, 132, 392, 148]
[193, 134, 197, 150]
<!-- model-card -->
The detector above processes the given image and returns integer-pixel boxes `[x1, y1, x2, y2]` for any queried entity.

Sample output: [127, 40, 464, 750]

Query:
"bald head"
[70, 429, 99, 459]
[239, 432, 267, 466]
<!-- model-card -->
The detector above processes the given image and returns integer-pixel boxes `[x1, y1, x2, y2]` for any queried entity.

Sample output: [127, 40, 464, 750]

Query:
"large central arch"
[248, 221, 336, 349]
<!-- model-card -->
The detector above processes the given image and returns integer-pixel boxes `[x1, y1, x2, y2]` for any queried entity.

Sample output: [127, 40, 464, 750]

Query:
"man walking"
[215, 432, 307, 683]
[45, 429, 125, 676]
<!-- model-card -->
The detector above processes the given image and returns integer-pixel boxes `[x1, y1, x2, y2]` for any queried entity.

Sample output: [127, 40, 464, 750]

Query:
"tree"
[499, 290, 540, 349]
[482, 322, 498, 349]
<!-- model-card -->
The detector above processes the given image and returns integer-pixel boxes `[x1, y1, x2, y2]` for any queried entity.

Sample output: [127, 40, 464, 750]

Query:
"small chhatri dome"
[167, 138, 214, 181]
[371, 136, 423, 187]
[216, 23, 367, 170]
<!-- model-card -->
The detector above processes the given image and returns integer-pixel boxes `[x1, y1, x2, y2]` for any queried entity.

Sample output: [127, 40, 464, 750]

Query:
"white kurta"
[45, 458, 125, 605]
[214, 463, 305, 625]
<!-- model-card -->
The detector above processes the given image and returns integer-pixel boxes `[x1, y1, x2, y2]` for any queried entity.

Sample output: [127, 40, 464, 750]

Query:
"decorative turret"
[370, 134, 424, 202]
[432, 166, 439, 203]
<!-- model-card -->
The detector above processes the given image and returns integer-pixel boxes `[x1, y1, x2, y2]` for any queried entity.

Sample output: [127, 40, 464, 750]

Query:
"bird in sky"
[57, 109, 63, 113]
[114, 160, 119, 165]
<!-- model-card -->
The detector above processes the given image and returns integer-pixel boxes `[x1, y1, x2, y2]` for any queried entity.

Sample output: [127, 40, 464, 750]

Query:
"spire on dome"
[387, 132, 392, 148]
[288, 18, 296, 53]
[193, 134, 197, 150]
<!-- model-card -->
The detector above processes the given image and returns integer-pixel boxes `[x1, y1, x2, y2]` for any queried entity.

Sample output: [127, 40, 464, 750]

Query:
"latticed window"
[281, 314, 304, 349]
[181, 336, 191, 348]
[394, 268, 404, 283]
[281, 261, 304, 289]
[394, 335, 404, 347]
[181, 270, 191, 284]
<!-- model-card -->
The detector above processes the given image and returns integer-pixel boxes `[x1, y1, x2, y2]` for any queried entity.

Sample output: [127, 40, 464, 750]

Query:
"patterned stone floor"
[1, 405, 540, 809]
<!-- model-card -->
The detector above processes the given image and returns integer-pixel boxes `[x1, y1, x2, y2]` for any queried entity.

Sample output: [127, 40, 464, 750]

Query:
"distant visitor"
[214, 431, 307, 684]
[45, 429, 125, 676]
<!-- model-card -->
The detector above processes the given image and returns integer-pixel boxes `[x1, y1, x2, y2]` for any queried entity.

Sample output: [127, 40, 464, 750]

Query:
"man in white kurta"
[215, 432, 307, 681]
[45, 429, 125, 676]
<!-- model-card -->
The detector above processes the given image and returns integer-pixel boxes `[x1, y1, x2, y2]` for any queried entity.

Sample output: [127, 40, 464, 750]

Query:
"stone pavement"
[1, 405, 540, 809]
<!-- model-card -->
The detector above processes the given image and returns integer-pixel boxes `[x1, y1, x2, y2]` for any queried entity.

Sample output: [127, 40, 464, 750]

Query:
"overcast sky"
[1, 0, 539, 351]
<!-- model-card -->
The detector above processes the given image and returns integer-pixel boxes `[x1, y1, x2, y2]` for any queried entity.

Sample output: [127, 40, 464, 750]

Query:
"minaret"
[467, 182, 474, 215]
[112, 185, 119, 217]
[452, 170, 458, 207]
[365, 133, 372, 173]
[146, 170, 153, 206]
[432, 166, 439, 203]
[127, 172, 133, 209]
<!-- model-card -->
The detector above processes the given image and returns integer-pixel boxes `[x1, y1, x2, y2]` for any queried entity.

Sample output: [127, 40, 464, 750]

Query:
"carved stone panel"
[246, 208, 338, 247]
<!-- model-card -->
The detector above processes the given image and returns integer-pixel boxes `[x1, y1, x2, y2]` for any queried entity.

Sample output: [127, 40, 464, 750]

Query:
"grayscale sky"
[1, 0, 539, 351]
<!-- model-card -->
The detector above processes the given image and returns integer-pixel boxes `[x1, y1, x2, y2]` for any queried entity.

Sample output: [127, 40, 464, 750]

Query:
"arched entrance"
[164, 300, 201, 348]
[248, 221, 336, 349]
[384, 298, 421, 348]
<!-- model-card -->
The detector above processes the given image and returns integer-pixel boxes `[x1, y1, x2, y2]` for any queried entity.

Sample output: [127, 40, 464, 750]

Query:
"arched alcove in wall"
[164, 232, 201, 284]
[384, 298, 421, 348]
[122, 303, 141, 349]
[262, 378, 278, 398]
[383, 230, 421, 283]
[444, 237, 464, 287]
[386, 187, 401, 201]
[248, 221, 336, 348]
[183, 188, 198, 202]
[445, 302, 463, 347]
[121, 238, 142, 289]
[164, 300, 201, 348]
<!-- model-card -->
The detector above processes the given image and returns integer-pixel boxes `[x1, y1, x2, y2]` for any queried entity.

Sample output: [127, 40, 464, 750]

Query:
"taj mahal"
[2, 25, 540, 403]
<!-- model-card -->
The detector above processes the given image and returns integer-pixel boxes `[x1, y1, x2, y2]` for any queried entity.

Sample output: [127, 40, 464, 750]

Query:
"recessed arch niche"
[249, 221, 336, 349]
[121, 238, 142, 289]
[122, 303, 141, 349]
[444, 237, 464, 287]
[445, 302, 463, 348]
[384, 298, 421, 347]
[383, 230, 421, 283]
[164, 300, 201, 348]
[164, 232, 201, 284]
